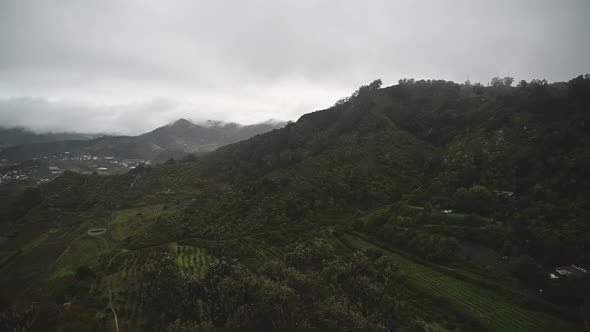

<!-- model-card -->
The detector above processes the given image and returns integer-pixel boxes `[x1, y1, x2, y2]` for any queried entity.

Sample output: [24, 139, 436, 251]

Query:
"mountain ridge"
[0, 127, 102, 152]
[0, 118, 286, 161]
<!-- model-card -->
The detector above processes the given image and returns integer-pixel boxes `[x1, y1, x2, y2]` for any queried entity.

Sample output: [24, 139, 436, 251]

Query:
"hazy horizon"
[0, 115, 287, 136]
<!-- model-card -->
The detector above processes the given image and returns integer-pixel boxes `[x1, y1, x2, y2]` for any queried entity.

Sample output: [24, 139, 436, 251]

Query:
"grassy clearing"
[48, 235, 109, 279]
[111, 204, 164, 227]
[109, 204, 180, 243]
[338, 233, 573, 332]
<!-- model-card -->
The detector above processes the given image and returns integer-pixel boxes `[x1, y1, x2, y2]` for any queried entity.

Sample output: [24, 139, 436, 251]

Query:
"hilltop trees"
[454, 185, 495, 215]
[491, 76, 514, 87]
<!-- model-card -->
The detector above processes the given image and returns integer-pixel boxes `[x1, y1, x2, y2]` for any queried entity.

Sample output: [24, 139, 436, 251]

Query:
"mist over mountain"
[0, 118, 285, 161]
[1, 0, 590, 330]
[0, 127, 101, 151]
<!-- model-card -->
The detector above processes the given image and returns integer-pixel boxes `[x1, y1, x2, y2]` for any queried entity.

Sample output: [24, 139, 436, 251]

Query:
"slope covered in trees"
[1, 75, 590, 331]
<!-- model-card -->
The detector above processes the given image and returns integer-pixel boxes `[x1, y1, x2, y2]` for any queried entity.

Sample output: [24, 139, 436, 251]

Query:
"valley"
[2, 1, 588, 330]
[1, 76, 590, 331]
[0, 119, 285, 163]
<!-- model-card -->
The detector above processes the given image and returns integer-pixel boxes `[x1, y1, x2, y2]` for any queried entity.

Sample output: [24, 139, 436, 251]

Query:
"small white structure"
[555, 265, 588, 276]
[88, 228, 106, 236]
[442, 209, 453, 214]
[493, 190, 515, 197]
[549, 273, 559, 279]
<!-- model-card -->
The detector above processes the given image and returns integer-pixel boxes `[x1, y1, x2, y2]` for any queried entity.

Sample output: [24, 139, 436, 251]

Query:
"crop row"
[176, 245, 208, 277]
[338, 234, 565, 332]
[105, 244, 208, 330]
[409, 271, 541, 331]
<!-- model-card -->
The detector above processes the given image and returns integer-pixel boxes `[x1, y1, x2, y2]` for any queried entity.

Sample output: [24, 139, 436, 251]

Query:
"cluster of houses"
[84, 155, 147, 172]
[48, 166, 62, 175]
[43, 152, 147, 172]
[0, 161, 39, 185]
[0, 170, 31, 185]
[43, 153, 147, 174]
[0, 152, 149, 187]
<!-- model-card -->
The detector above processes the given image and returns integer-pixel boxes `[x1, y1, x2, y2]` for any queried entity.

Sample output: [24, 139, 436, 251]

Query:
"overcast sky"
[1, 0, 589, 134]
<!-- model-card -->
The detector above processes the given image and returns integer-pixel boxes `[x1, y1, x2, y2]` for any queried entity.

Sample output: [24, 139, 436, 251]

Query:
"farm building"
[555, 265, 588, 277]
[493, 190, 514, 197]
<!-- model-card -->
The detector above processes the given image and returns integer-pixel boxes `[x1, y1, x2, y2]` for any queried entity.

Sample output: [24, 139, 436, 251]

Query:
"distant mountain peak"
[171, 118, 195, 127]
[165, 118, 200, 131]
[0, 116, 285, 161]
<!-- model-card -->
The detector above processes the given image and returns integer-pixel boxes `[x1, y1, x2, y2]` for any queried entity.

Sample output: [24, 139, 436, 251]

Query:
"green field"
[0, 202, 575, 332]
[109, 204, 170, 241]
[49, 235, 110, 279]
[176, 245, 208, 277]
[0, 223, 85, 300]
[338, 233, 572, 332]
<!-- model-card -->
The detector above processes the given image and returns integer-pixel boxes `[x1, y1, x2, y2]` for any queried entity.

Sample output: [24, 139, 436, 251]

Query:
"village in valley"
[0, 152, 148, 187]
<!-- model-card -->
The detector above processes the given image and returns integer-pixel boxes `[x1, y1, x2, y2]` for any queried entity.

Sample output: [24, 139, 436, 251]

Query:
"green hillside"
[1, 76, 589, 331]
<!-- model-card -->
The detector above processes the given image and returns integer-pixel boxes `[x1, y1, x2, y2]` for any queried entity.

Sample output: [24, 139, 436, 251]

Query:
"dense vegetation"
[1, 75, 589, 331]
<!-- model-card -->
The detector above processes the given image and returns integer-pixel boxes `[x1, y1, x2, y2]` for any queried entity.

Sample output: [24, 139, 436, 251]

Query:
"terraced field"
[338, 233, 573, 332]
[105, 244, 209, 331]
[176, 245, 208, 277]
[104, 247, 169, 331]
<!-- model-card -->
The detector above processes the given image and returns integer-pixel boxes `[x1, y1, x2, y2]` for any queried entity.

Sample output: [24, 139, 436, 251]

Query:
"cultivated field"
[337, 233, 573, 332]
[102, 244, 208, 331]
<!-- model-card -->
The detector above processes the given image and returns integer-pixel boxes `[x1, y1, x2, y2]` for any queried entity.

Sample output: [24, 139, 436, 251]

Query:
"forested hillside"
[1, 75, 589, 331]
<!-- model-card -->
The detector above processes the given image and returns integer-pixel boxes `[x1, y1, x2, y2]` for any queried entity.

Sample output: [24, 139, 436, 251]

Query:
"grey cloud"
[0, 0, 589, 133]
[0, 97, 182, 135]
